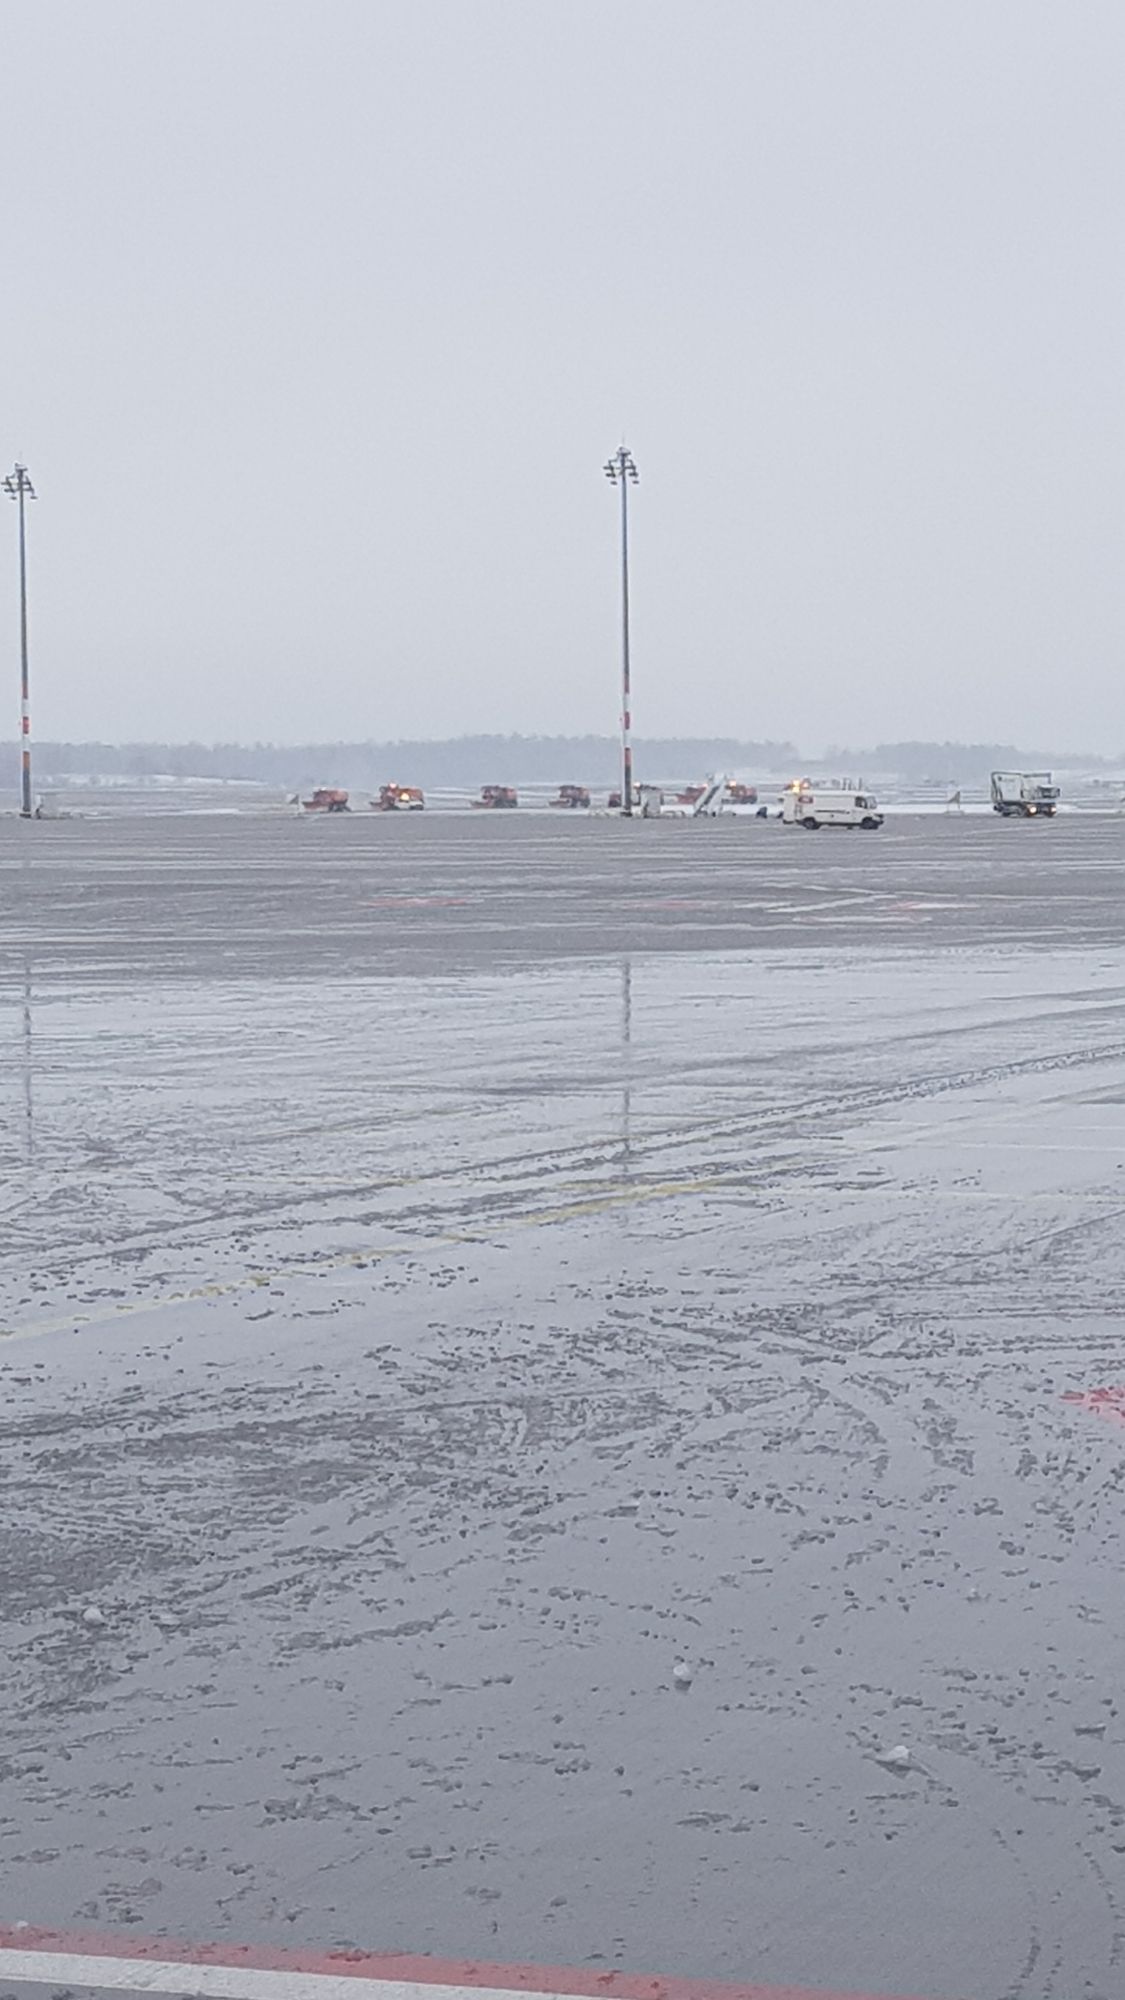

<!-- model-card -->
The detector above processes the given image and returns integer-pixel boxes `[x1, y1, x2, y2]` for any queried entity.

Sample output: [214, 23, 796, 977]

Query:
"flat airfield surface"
[3, 811, 1125, 2000]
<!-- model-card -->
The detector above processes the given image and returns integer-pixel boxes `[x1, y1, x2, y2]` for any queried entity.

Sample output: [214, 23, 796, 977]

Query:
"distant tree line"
[11, 735, 800, 791]
[5, 734, 1120, 791]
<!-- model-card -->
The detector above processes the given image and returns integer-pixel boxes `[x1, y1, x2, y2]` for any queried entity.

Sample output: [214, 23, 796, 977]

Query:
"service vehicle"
[472, 785, 518, 808]
[374, 784, 425, 811]
[660, 775, 725, 818]
[781, 781, 883, 830]
[656, 776, 760, 816]
[660, 775, 762, 819]
[301, 788, 350, 813]
[550, 784, 591, 809]
[989, 770, 1059, 818]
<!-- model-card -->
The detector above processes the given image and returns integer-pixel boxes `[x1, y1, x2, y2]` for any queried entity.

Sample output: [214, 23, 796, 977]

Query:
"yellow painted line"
[0, 1171, 742, 1343]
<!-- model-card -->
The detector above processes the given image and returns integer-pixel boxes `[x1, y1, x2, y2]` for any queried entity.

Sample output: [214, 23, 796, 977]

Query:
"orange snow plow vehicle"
[549, 784, 591, 809]
[472, 785, 518, 808]
[374, 784, 425, 811]
[301, 788, 350, 812]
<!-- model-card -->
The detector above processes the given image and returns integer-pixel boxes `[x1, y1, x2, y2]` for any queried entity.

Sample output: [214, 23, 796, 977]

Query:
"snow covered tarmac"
[2, 811, 1125, 2000]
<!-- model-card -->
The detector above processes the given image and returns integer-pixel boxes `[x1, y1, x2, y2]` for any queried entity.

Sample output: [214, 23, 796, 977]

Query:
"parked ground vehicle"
[301, 788, 350, 812]
[550, 785, 591, 808]
[990, 771, 1059, 817]
[660, 775, 763, 819]
[660, 776, 761, 818]
[781, 781, 883, 830]
[660, 776, 720, 818]
[472, 785, 518, 808]
[374, 784, 424, 811]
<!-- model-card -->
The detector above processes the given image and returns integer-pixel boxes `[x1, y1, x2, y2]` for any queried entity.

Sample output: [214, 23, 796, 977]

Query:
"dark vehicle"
[472, 785, 518, 808]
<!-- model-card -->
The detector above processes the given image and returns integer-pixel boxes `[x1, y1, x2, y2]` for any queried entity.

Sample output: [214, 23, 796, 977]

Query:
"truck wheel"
[861, 816, 878, 830]
[802, 817, 819, 830]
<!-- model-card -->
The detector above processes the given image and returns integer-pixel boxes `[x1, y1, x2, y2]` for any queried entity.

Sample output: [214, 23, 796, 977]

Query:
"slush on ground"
[2, 810, 1125, 2000]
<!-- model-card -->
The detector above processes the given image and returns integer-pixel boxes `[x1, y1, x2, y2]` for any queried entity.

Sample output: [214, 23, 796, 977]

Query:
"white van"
[781, 783, 883, 830]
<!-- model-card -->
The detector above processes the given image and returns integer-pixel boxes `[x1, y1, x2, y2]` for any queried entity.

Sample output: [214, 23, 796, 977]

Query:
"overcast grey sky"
[1, 0, 1122, 750]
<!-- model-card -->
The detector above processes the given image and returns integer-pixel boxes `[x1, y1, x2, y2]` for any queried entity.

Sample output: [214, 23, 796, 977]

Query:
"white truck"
[989, 771, 1059, 818]
[781, 782, 883, 830]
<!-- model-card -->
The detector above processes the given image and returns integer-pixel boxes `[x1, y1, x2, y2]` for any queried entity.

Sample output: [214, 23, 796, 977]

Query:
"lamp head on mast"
[3, 466, 37, 504]
[604, 447, 638, 486]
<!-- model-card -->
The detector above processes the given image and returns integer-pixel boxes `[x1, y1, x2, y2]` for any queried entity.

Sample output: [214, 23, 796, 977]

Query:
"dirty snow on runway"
[3, 812, 1125, 2000]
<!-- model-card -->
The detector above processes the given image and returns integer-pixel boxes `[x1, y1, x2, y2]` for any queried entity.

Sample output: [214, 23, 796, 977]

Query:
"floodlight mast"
[3, 464, 37, 819]
[603, 446, 639, 816]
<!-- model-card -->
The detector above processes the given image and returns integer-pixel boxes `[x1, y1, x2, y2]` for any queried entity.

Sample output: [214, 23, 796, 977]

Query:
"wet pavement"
[3, 812, 1125, 2000]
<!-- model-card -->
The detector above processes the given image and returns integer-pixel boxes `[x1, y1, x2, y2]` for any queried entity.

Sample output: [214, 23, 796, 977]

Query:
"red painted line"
[0, 1928, 941, 2000]
[1063, 1387, 1125, 1427]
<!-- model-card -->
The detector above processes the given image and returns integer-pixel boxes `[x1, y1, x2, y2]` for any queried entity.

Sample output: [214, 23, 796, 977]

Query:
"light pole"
[4, 464, 36, 819]
[604, 444, 639, 815]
